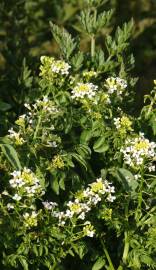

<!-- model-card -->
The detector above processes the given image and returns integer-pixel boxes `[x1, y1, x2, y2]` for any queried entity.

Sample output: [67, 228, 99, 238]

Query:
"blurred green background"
[0, 0, 156, 128]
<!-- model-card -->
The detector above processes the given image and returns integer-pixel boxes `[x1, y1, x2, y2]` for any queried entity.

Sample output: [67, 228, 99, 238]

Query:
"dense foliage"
[1, 0, 156, 269]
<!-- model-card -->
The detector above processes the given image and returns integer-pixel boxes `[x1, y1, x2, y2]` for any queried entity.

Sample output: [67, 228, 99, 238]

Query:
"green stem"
[91, 8, 97, 59]
[122, 231, 129, 265]
[91, 35, 95, 59]
[101, 240, 115, 270]
[51, 262, 57, 270]
[137, 166, 144, 210]
[33, 114, 42, 140]
[122, 198, 130, 265]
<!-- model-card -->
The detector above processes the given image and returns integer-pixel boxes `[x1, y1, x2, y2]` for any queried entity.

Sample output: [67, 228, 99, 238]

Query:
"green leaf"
[141, 254, 153, 266]
[51, 178, 59, 195]
[93, 137, 109, 153]
[149, 114, 156, 135]
[68, 249, 75, 257]
[33, 245, 38, 256]
[117, 168, 138, 193]
[0, 144, 21, 170]
[19, 58, 33, 88]
[59, 177, 65, 190]
[71, 51, 84, 70]
[101, 169, 107, 179]
[18, 256, 29, 270]
[71, 153, 88, 170]
[95, 49, 105, 68]
[72, 241, 88, 259]
[0, 100, 11, 111]
[75, 144, 91, 157]
[78, 9, 113, 35]
[50, 22, 77, 59]
[117, 266, 123, 270]
[80, 129, 92, 143]
[93, 137, 105, 149]
[96, 10, 113, 31]
[39, 245, 43, 256]
[0, 136, 12, 144]
[92, 257, 105, 270]
[44, 246, 49, 256]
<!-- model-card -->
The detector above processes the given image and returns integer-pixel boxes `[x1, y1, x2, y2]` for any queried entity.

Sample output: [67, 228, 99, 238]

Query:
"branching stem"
[101, 240, 115, 270]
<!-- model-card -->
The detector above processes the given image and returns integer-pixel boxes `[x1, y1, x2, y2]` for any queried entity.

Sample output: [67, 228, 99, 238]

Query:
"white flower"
[42, 201, 58, 210]
[148, 165, 155, 172]
[71, 83, 98, 100]
[9, 178, 25, 188]
[51, 141, 58, 148]
[65, 209, 74, 218]
[24, 103, 31, 110]
[91, 194, 101, 205]
[23, 211, 38, 227]
[121, 133, 156, 167]
[23, 213, 29, 220]
[105, 77, 127, 95]
[134, 174, 141, 180]
[107, 194, 116, 202]
[114, 118, 121, 129]
[31, 211, 38, 218]
[59, 221, 66, 226]
[78, 212, 85, 220]
[55, 211, 66, 226]
[51, 60, 71, 75]
[12, 194, 21, 201]
[83, 221, 95, 237]
[8, 128, 25, 145]
[2, 190, 9, 196]
[9, 179, 17, 188]
[84, 221, 91, 225]
[10, 170, 21, 177]
[23, 211, 37, 219]
[86, 230, 95, 237]
[7, 203, 14, 210]
[9, 168, 43, 196]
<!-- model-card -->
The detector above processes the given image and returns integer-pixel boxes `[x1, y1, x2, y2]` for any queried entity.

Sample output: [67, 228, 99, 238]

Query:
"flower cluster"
[51, 59, 71, 75]
[100, 93, 111, 104]
[9, 167, 44, 200]
[42, 178, 115, 231]
[12, 96, 61, 148]
[114, 116, 133, 134]
[8, 128, 25, 145]
[39, 56, 70, 83]
[34, 96, 59, 114]
[23, 211, 38, 228]
[105, 77, 127, 95]
[51, 155, 65, 169]
[148, 164, 155, 172]
[71, 83, 98, 100]
[121, 133, 156, 168]
[42, 201, 58, 210]
[83, 221, 95, 237]
[83, 71, 97, 80]
[24, 96, 59, 119]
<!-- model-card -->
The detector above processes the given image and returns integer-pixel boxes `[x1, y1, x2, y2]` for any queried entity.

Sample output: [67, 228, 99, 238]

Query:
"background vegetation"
[1, 1, 156, 269]
[0, 0, 156, 132]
